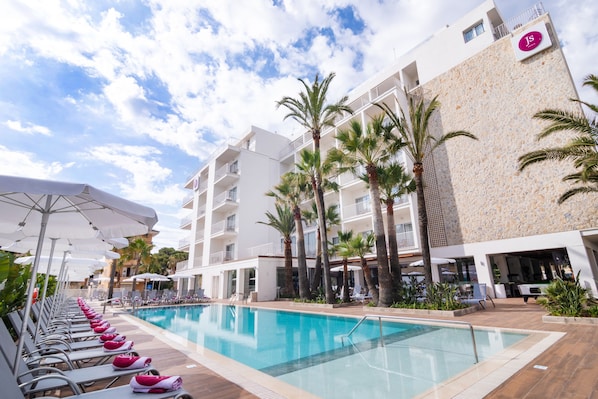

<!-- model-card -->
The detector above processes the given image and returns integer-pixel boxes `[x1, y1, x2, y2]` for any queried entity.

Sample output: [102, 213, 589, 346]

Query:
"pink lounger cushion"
[103, 340, 134, 352]
[112, 354, 151, 370]
[94, 325, 116, 333]
[130, 375, 183, 393]
[99, 333, 125, 342]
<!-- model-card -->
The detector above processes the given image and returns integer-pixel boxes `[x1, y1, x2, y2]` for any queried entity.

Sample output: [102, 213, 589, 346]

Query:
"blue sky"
[1, 0, 596, 250]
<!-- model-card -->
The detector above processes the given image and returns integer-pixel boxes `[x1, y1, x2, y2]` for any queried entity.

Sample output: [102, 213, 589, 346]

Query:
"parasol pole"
[14, 195, 52, 375]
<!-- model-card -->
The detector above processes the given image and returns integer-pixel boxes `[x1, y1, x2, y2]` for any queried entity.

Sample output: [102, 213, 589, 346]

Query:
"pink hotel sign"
[511, 22, 552, 61]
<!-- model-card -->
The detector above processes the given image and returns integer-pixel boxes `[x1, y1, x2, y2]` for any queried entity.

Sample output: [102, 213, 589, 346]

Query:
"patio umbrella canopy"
[0, 175, 158, 375]
[330, 265, 362, 272]
[408, 257, 457, 266]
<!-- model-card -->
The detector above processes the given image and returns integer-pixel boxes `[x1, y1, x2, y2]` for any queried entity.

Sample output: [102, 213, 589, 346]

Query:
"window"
[463, 21, 484, 43]
[396, 223, 414, 248]
[226, 214, 236, 231]
[225, 243, 235, 261]
[227, 187, 237, 201]
[355, 195, 371, 215]
[229, 160, 239, 174]
[305, 231, 316, 257]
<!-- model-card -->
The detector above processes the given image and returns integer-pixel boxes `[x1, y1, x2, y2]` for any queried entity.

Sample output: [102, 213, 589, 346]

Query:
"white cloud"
[4, 119, 52, 135]
[83, 143, 186, 207]
[0, 145, 71, 177]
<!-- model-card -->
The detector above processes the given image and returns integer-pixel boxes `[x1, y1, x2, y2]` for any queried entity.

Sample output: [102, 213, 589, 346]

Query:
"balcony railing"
[211, 220, 236, 235]
[178, 237, 190, 249]
[214, 162, 239, 182]
[197, 180, 208, 194]
[493, 3, 545, 39]
[179, 213, 192, 228]
[210, 251, 223, 264]
[181, 193, 193, 207]
[343, 200, 371, 219]
[213, 191, 238, 208]
[248, 242, 284, 257]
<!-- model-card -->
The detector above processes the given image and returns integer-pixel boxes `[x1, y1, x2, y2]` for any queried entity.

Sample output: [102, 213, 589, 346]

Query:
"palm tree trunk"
[386, 200, 402, 301]
[368, 168, 392, 307]
[360, 257, 379, 304]
[342, 260, 350, 302]
[414, 163, 433, 285]
[316, 182, 334, 304]
[294, 205, 310, 299]
[283, 238, 295, 296]
[310, 227, 322, 293]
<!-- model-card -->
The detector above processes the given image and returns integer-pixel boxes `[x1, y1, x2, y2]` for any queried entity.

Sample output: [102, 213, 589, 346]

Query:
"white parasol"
[0, 175, 157, 374]
[408, 257, 457, 266]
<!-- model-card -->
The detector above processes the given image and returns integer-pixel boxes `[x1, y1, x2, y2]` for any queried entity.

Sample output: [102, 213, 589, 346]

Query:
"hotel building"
[175, 0, 598, 301]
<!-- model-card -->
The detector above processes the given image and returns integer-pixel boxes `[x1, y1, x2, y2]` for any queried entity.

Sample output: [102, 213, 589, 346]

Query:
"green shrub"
[391, 282, 466, 311]
[537, 274, 597, 317]
[0, 252, 31, 318]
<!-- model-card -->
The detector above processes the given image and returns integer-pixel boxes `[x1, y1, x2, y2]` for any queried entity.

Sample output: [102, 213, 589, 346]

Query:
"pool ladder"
[342, 314, 479, 364]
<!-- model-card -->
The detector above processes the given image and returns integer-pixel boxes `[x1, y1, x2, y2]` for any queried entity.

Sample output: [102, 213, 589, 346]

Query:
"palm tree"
[276, 72, 352, 149]
[328, 115, 404, 307]
[120, 237, 154, 277]
[277, 72, 352, 304]
[296, 148, 337, 303]
[518, 74, 598, 203]
[349, 233, 378, 305]
[267, 172, 310, 299]
[377, 95, 477, 285]
[376, 162, 416, 299]
[302, 201, 340, 294]
[258, 204, 296, 297]
[335, 230, 354, 303]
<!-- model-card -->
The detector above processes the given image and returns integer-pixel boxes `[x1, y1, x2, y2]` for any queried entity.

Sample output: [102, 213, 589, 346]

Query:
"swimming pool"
[134, 304, 528, 399]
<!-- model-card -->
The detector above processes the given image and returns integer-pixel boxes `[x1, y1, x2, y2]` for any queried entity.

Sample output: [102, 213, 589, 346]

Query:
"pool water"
[134, 304, 527, 399]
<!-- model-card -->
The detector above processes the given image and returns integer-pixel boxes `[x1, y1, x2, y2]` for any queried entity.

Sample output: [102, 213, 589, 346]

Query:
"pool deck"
[87, 298, 596, 399]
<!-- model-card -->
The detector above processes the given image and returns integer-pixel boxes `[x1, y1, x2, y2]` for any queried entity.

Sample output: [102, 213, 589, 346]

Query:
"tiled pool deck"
[93, 298, 597, 399]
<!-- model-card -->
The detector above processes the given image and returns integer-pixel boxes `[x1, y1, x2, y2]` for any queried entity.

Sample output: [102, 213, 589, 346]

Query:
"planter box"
[543, 315, 598, 325]
[289, 301, 355, 309]
[368, 305, 478, 317]
[494, 283, 507, 299]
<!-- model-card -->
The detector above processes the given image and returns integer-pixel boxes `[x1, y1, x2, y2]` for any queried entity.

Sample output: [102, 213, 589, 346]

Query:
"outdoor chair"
[10, 311, 104, 351]
[0, 336, 193, 399]
[0, 320, 159, 397]
[6, 313, 137, 369]
[460, 283, 495, 309]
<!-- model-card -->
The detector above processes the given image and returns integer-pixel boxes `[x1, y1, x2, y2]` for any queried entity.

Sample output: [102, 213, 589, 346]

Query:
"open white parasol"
[0, 175, 157, 374]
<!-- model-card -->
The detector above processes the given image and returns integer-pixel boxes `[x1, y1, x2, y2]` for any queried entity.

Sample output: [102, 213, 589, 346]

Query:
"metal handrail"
[342, 314, 479, 363]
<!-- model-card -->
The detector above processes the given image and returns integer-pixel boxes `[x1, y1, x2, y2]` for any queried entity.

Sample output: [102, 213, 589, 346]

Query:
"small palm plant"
[537, 273, 597, 317]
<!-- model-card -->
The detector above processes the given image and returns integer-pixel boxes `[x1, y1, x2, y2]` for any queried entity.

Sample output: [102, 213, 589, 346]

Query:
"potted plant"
[493, 265, 506, 299]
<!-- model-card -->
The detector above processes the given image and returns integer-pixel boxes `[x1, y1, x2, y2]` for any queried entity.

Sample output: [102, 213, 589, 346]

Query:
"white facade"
[177, 0, 598, 301]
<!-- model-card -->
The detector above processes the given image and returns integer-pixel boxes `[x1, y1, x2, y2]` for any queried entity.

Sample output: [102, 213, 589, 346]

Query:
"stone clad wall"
[421, 14, 596, 247]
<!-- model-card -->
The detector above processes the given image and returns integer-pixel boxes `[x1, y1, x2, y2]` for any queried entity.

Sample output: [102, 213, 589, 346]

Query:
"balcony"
[179, 213, 193, 229]
[178, 237, 190, 251]
[214, 162, 240, 186]
[195, 231, 204, 244]
[212, 191, 238, 212]
[211, 220, 237, 237]
[248, 242, 283, 257]
[493, 3, 545, 39]
[342, 200, 371, 220]
[181, 193, 194, 208]
[209, 251, 223, 264]
[197, 180, 208, 195]
[197, 205, 206, 220]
